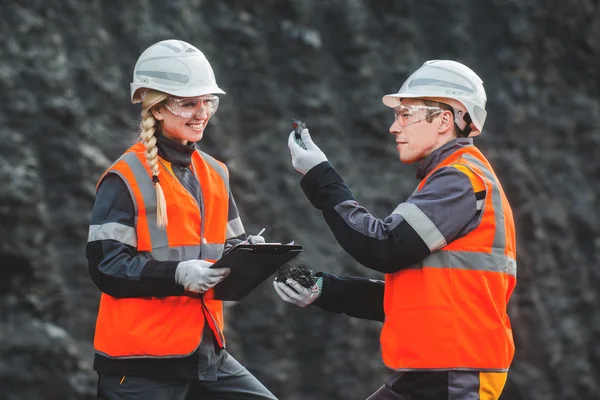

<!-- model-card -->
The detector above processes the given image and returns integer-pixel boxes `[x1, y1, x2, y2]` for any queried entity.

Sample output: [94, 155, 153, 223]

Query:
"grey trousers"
[97, 354, 277, 400]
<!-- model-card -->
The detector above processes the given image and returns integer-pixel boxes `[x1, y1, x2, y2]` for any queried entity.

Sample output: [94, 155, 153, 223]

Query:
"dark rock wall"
[1, 0, 599, 399]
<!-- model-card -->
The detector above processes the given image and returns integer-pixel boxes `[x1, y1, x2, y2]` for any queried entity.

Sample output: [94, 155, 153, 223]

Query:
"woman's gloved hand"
[246, 235, 265, 244]
[175, 260, 230, 293]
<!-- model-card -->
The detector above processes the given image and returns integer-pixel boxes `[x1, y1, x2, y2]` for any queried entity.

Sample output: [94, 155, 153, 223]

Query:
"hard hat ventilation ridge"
[136, 70, 190, 84]
[159, 42, 184, 53]
[409, 78, 474, 93]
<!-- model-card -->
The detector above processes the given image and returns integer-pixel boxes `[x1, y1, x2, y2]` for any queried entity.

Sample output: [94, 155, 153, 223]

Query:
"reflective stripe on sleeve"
[392, 202, 447, 252]
[88, 223, 137, 247]
[226, 217, 245, 239]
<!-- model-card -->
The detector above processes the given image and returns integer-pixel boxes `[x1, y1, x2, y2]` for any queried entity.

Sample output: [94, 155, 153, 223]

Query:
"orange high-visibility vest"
[93, 142, 229, 358]
[381, 145, 516, 371]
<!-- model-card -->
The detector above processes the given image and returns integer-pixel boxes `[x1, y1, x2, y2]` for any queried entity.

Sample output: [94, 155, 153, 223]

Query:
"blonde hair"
[139, 89, 169, 228]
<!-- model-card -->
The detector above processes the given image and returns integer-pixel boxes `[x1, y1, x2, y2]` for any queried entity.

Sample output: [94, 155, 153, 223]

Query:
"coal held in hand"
[276, 263, 316, 289]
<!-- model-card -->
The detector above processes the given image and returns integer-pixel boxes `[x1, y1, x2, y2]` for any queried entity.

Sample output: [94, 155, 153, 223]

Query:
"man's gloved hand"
[288, 129, 328, 175]
[175, 260, 230, 294]
[273, 277, 323, 307]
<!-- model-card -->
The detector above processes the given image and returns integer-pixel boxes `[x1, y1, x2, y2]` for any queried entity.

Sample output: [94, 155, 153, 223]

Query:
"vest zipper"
[200, 297, 225, 348]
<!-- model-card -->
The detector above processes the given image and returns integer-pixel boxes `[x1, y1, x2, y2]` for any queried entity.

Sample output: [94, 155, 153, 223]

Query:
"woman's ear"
[151, 105, 164, 121]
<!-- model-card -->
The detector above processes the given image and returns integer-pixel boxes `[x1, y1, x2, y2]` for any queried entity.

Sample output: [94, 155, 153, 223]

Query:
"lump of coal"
[276, 263, 316, 288]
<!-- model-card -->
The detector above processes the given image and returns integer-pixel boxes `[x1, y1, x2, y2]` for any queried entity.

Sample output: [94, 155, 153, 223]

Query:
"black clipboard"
[209, 244, 303, 301]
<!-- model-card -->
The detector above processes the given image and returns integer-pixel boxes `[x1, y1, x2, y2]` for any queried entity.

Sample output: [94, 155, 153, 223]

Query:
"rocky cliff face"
[1, 0, 599, 399]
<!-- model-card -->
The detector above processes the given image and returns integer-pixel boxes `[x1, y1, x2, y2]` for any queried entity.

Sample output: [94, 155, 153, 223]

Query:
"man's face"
[388, 99, 444, 164]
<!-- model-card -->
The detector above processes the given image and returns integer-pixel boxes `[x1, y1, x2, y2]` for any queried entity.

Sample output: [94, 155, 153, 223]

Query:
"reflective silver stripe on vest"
[423, 249, 517, 276]
[120, 154, 170, 258]
[203, 243, 224, 260]
[140, 245, 201, 262]
[392, 202, 447, 252]
[226, 217, 245, 239]
[196, 151, 229, 261]
[116, 154, 200, 262]
[198, 151, 230, 193]
[88, 222, 137, 247]
[105, 168, 141, 239]
[461, 154, 506, 251]
[420, 152, 517, 276]
[115, 152, 228, 262]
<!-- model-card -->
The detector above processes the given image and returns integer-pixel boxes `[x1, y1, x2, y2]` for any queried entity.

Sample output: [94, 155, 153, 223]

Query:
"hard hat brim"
[382, 93, 427, 108]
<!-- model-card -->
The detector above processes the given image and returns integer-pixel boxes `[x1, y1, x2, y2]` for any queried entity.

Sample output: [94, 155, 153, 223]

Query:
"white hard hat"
[382, 60, 487, 135]
[130, 39, 225, 103]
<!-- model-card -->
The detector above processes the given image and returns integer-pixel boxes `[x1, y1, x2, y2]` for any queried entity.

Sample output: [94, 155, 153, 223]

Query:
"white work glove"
[175, 260, 230, 294]
[273, 277, 323, 307]
[288, 129, 328, 175]
[223, 235, 266, 256]
[246, 235, 265, 244]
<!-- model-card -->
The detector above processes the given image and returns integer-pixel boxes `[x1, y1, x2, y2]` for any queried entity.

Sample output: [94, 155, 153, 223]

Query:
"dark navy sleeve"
[312, 272, 385, 322]
[224, 192, 248, 253]
[86, 173, 184, 298]
[300, 161, 482, 273]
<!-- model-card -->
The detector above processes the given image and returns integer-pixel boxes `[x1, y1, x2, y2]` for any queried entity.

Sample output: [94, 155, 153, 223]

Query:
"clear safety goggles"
[163, 95, 219, 118]
[394, 105, 443, 127]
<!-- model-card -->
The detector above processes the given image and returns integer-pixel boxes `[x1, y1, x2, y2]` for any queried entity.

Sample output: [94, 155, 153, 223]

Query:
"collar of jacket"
[156, 131, 196, 168]
[415, 137, 474, 180]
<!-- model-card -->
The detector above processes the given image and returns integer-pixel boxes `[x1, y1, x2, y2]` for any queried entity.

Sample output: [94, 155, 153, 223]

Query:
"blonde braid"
[140, 102, 168, 228]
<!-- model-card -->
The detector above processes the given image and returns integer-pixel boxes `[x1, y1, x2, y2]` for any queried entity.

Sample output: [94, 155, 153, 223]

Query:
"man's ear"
[151, 105, 164, 121]
[438, 110, 453, 133]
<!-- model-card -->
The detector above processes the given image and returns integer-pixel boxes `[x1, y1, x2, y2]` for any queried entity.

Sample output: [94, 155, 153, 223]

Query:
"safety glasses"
[163, 95, 219, 118]
[394, 105, 443, 127]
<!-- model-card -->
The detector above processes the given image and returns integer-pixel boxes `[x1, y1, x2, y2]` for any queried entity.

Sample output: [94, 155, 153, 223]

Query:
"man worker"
[274, 60, 517, 400]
